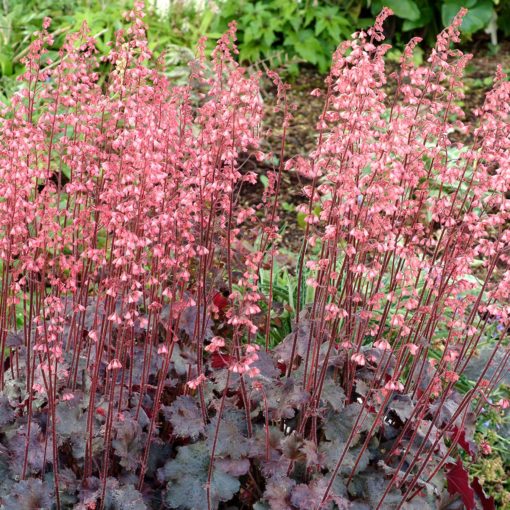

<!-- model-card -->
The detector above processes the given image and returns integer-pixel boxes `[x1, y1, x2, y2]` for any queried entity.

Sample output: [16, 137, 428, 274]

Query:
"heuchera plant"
[0, 3, 509, 509]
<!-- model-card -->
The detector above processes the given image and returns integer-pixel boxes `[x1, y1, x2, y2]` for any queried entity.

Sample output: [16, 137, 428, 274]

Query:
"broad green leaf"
[372, 0, 421, 21]
[402, 4, 433, 30]
[442, 0, 494, 34]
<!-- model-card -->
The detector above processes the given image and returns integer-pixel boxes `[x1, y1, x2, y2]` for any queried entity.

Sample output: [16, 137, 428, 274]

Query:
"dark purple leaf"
[387, 394, 415, 422]
[265, 378, 309, 421]
[0, 395, 14, 427]
[1, 478, 54, 510]
[263, 476, 296, 510]
[323, 403, 374, 444]
[274, 309, 312, 364]
[320, 378, 346, 412]
[445, 458, 475, 510]
[471, 477, 495, 510]
[450, 426, 477, 459]
[206, 412, 250, 460]
[111, 416, 145, 471]
[5, 331, 23, 348]
[163, 395, 205, 440]
[7, 422, 52, 477]
[158, 442, 241, 509]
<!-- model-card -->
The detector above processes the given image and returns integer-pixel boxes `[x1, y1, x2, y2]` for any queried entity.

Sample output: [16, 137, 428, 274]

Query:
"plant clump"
[0, 3, 509, 509]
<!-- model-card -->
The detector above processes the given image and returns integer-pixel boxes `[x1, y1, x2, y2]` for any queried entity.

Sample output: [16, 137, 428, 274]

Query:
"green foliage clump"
[0, 0, 209, 100]
[212, 0, 503, 73]
[210, 0, 363, 74]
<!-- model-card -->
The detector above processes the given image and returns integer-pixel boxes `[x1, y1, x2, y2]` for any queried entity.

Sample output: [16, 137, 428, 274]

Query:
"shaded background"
[1, 0, 509, 101]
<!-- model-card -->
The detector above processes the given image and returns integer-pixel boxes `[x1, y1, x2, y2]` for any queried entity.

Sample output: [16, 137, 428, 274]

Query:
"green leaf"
[372, 0, 421, 21]
[285, 30, 325, 65]
[315, 16, 328, 37]
[260, 175, 269, 190]
[442, 0, 494, 34]
[402, 4, 433, 30]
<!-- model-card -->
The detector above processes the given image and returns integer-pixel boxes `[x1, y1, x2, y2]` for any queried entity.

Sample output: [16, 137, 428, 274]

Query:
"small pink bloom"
[479, 440, 492, 455]
[498, 398, 510, 409]
[444, 350, 459, 363]
[406, 343, 419, 355]
[479, 379, 490, 389]
[32, 383, 44, 393]
[247, 367, 261, 378]
[230, 362, 246, 374]
[390, 314, 405, 327]
[157, 344, 168, 355]
[108, 312, 121, 324]
[252, 381, 263, 390]
[205, 336, 225, 353]
[351, 353, 365, 366]
[385, 380, 404, 392]
[187, 374, 206, 390]
[107, 359, 122, 371]
[373, 339, 391, 351]
[443, 370, 459, 383]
